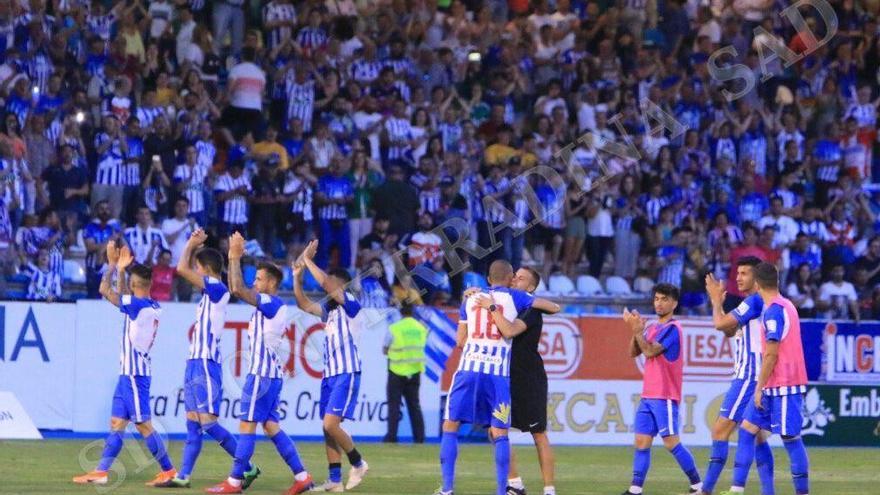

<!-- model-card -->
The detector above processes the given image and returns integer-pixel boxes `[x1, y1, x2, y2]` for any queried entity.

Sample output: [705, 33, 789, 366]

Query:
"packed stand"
[0, 0, 878, 318]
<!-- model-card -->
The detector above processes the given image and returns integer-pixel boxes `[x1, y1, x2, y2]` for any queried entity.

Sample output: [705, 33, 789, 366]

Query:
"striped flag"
[413, 306, 457, 383]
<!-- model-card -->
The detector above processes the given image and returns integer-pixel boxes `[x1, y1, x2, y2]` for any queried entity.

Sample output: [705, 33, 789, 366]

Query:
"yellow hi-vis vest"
[388, 317, 428, 377]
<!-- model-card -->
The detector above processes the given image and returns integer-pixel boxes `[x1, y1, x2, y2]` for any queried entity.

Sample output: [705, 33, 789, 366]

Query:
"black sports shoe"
[621, 491, 640, 495]
[506, 486, 527, 495]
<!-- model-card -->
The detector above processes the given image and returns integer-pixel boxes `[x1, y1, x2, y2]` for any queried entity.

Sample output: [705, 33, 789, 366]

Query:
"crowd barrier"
[1, 302, 877, 446]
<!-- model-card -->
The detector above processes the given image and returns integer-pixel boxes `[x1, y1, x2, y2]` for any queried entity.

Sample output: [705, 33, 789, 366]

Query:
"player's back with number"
[459, 286, 533, 377]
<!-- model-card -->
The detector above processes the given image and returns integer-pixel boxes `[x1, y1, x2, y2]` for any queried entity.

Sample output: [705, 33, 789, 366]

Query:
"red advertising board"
[442, 315, 734, 391]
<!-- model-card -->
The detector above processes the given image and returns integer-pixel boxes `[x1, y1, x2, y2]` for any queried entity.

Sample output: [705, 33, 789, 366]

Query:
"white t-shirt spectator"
[228, 62, 266, 111]
[161, 217, 198, 266]
[148, 0, 175, 38]
[757, 214, 800, 248]
[818, 281, 858, 319]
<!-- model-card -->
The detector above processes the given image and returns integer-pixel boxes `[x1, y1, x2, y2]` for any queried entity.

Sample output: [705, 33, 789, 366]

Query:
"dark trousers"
[385, 370, 425, 443]
[585, 235, 613, 278]
[317, 218, 351, 269]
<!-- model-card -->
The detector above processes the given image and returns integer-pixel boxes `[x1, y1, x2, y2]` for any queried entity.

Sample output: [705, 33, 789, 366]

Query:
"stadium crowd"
[1, 0, 880, 320]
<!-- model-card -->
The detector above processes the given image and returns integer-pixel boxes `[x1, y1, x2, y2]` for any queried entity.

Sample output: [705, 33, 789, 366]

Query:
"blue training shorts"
[634, 398, 680, 437]
[744, 392, 804, 437]
[183, 359, 223, 415]
[445, 370, 511, 429]
[320, 372, 361, 420]
[719, 378, 757, 423]
[112, 375, 151, 423]
[239, 374, 283, 423]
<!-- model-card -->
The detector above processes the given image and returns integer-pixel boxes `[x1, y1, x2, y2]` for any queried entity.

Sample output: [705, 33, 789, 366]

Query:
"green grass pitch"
[1, 440, 876, 494]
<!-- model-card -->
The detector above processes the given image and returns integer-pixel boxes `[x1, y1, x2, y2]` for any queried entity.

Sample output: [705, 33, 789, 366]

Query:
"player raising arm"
[722, 263, 810, 495]
[621, 284, 702, 495]
[73, 244, 177, 487]
[156, 229, 260, 488]
[699, 257, 775, 495]
[293, 239, 370, 492]
[205, 233, 313, 495]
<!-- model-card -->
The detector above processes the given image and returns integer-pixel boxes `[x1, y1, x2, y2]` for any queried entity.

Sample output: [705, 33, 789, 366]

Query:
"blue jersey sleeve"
[655, 323, 681, 362]
[257, 293, 283, 319]
[203, 276, 228, 303]
[509, 288, 534, 313]
[120, 295, 153, 319]
[763, 304, 785, 342]
[732, 293, 763, 326]
[341, 291, 361, 318]
[458, 299, 468, 322]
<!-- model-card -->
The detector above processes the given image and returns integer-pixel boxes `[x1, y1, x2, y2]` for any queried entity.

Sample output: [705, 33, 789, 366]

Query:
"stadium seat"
[7, 272, 29, 283]
[535, 278, 548, 293]
[63, 260, 86, 284]
[463, 271, 488, 290]
[605, 276, 632, 296]
[243, 265, 257, 286]
[5, 290, 25, 299]
[633, 276, 655, 294]
[593, 305, 616, 314]
[575, 275, 603, 296]
[548, 273, 575, 294]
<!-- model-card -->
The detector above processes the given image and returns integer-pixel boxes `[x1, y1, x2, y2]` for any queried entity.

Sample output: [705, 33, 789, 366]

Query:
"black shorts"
[533, 225, 563, 249]
[220, 106, 266, 141]
[510, 368, 548, 433]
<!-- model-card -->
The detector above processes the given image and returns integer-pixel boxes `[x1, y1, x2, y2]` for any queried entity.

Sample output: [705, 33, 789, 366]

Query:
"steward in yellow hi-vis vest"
[383, 304, 428, 443]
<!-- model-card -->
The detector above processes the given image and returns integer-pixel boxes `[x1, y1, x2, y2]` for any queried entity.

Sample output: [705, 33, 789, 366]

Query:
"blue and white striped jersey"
[284, 174, 313, 221]
[384, 117, 412, 161]
[247, 293, 288, 378]
[316, 175, 352, 220]
[123, 225, 169, 265]
[731, 292, 765, 382]
[214, 173, 251, 224]
[25, 264, 61, 300]
[119, 295, 161, 376]
[286, 79, 315, 133]
[295, 27, 328, 55]
[263, 1, 297, 50]
[349, 59, 383, 84]
[195, 139, 216, 169]
[87, 12, 116, 41]
[174, 163, 210, 213]
[322, 291, 362, 377]
[123, 136, 143, 186]
[136, 105, 164, 129]
[94, 132, 124, 185]
[458, 286, 533, 376]
[190, 276, 229, 362]
[482, 177, 511, 224]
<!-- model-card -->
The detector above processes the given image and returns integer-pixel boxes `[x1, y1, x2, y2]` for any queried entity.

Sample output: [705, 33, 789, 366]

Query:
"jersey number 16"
[471, 306, 502, 340]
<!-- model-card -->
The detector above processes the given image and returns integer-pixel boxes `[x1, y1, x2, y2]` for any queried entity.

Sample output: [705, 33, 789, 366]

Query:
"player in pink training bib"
[723, 263, 810, 495]
[621, 284, 702, 495]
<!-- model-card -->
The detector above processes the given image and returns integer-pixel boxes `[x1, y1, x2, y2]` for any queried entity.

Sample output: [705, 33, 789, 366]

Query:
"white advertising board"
[0, 302, 77, 429]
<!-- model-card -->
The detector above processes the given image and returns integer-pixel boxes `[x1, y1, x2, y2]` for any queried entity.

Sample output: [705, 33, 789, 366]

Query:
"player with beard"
[465, 267, 561, 495]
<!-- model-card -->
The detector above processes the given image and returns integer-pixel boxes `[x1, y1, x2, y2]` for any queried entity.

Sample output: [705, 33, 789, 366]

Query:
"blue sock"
[329, 463, 342, 483]
[179, 420, 203, 479]
[230, 433, 255, 479]
[493, 436, 510, 495]
[631, 448, 651, 488]
[144, 432, 173, 471]
[439, 431, 458, 492]
[271, 431, 305, 474]
[97, 431, 124, 471]
[670, 443, 701, 485]
[783, 437, 809, 495]
[731, 428, 757, 488]
[204, 421, 237, 458]
[702, 440, 728, 493]
[755, 440, 776, 495]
